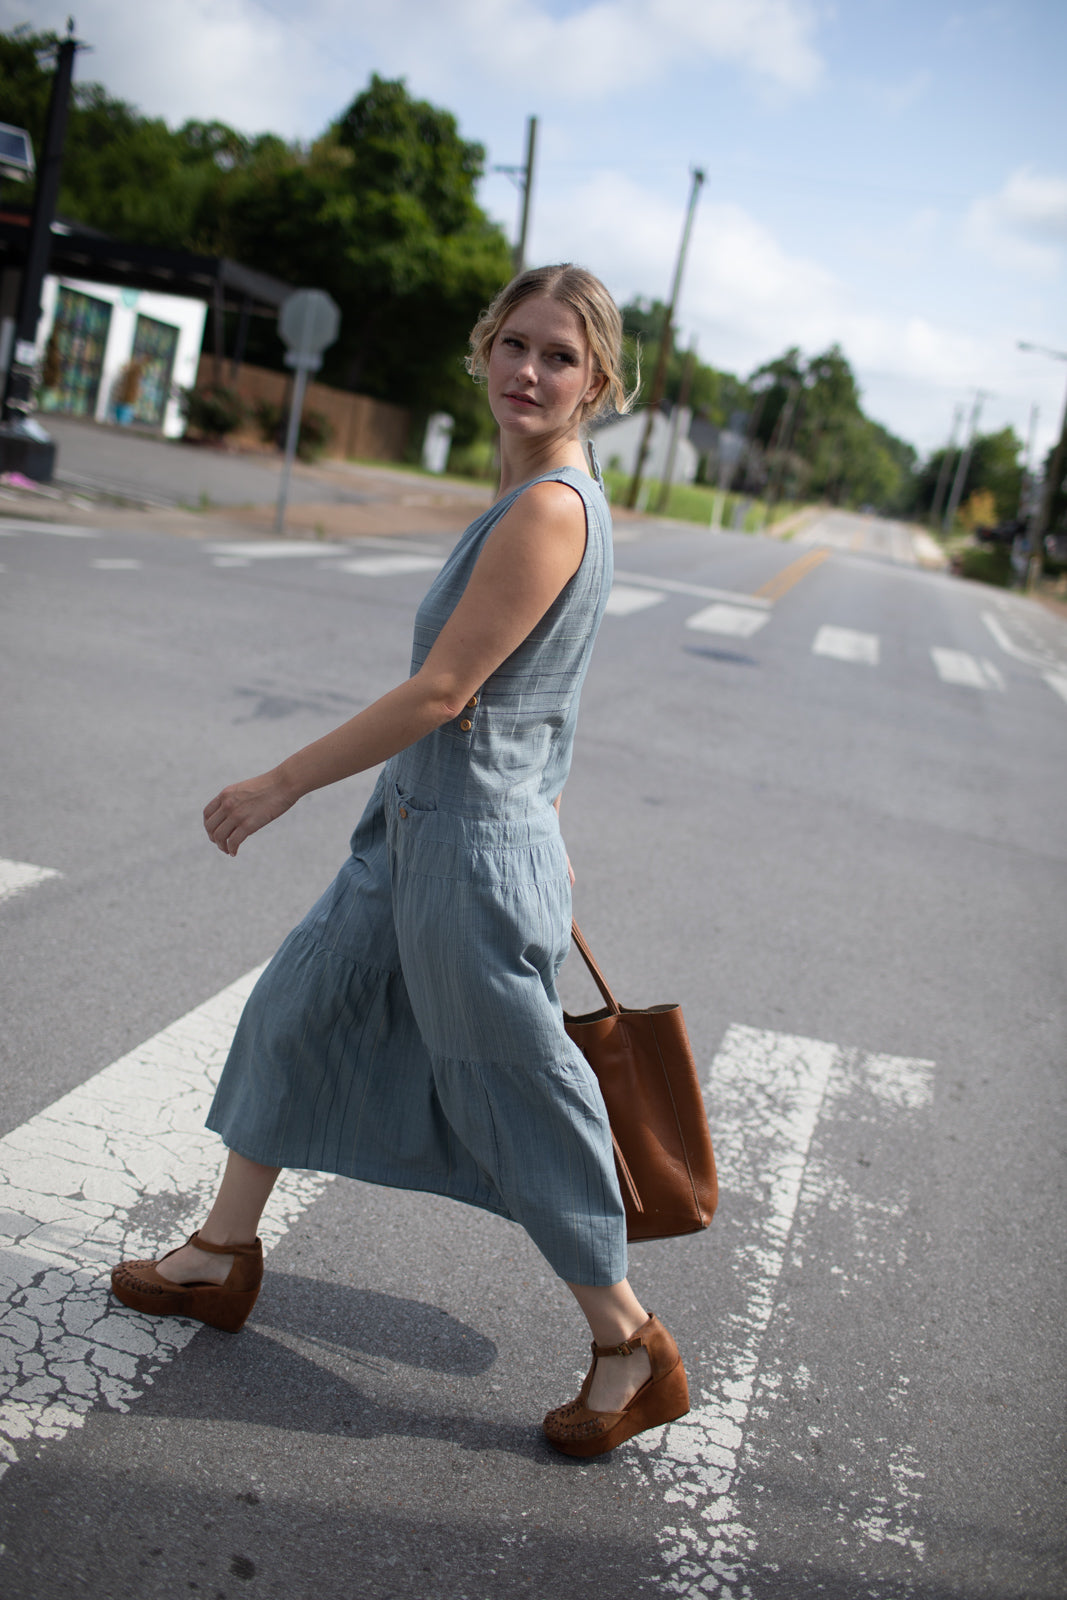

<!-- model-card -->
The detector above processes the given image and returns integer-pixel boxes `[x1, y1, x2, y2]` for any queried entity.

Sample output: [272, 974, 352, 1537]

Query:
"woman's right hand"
[203, 770, 296, 857]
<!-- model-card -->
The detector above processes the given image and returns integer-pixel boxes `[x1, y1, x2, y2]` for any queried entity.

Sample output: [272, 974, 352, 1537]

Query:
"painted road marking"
[0, 859, 61, 906]
[332, 554, 444, 577]
[632, 1025, 935, 1598]
[686, 603, 770, 638]
[981, 609, 1062, 673]
[0, 522, 97, 537]
[1045, 671, 1067, 706]
[604, 584, 667, 617]
[205, 542, 348, 560]
[613, 571, 770, 611]
[0, 968, 333, 1481]
[90, 558, 142, 571]
[931, 649, 1005, 690]
[813, 625, 880, 664]
[753, 546, 830, 604]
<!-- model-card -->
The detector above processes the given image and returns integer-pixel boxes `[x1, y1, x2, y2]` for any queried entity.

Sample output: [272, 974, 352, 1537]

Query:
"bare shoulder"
[493, 477, 589, 550]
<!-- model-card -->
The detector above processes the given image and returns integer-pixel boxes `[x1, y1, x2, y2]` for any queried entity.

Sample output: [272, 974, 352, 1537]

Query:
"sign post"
[274, 289, 340, 534]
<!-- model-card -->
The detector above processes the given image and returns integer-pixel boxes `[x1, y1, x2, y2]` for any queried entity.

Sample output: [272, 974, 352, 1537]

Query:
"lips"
[504, 391, 539, 407]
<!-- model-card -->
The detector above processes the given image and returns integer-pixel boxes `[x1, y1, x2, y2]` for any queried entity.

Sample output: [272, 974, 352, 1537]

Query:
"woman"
[111, 264, 689, 1458]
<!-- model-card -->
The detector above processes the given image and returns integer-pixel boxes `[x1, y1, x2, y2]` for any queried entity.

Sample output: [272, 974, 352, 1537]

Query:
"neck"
[496, 432, 591, 500]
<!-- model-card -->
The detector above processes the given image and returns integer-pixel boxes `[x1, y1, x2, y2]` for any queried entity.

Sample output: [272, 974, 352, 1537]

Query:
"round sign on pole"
[273, 288, 341, 535]
[278, 289, 340, 368]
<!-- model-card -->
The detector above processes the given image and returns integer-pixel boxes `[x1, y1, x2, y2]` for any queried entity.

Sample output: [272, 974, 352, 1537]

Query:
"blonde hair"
[466, 264, 637, 425]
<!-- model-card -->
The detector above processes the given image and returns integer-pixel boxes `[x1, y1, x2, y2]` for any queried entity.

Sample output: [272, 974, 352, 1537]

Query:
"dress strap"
[586, 438, 605, 493]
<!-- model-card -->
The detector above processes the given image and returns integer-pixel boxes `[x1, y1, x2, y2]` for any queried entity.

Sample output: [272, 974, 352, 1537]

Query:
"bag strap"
[569, 921, 620, 1016]
[569, 922, 644, 1215]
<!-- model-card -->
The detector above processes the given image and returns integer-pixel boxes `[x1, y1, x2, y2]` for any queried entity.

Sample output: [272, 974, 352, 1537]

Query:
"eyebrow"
[501, 323, 581, 355]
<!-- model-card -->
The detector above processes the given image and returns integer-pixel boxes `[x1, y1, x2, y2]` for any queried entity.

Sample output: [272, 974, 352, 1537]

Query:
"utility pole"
[654, 339, 696, 513]
[1, 22, 81, 425]
[495, 117, 538, 277]
[929, 403, 963, 528]
[1019, 402, 1039, 518]
[626, 166, 705, 509]
[763, 380, 802, 525]
[1018, 340, 1067, 592]
[943, 390, 990, 533]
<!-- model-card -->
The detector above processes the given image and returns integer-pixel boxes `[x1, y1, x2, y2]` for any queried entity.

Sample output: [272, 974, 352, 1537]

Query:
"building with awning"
[0, 209, 292, 437]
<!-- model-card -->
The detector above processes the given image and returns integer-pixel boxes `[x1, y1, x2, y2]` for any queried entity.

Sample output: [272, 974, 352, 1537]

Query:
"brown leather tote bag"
[563, 923, 718, 1242]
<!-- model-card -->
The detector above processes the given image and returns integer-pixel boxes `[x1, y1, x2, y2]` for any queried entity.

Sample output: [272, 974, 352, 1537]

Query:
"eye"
[501, 335, 523, 349]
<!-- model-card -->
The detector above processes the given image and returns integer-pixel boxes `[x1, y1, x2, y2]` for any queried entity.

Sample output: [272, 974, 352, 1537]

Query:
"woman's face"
[487, 295, 604, 442]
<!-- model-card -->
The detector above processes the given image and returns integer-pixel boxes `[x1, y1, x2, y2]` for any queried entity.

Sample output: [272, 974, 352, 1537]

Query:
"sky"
[7, 0, 1067, 461]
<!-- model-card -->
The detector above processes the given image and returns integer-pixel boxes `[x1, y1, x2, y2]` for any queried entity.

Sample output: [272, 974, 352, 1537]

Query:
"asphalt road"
[1, 505, 1065, 1600]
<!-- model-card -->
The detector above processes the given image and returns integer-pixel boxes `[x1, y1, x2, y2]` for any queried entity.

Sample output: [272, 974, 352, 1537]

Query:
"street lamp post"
[1018, 341, 1067, 593]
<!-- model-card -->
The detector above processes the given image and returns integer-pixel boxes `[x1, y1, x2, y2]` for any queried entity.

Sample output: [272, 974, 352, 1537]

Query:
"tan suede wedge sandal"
[110, 1231, 263, 1333]
[542, 1313, 690, 1458]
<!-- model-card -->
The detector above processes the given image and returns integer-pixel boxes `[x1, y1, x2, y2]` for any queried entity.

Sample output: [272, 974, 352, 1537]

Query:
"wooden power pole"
[626, 167, 705, 509]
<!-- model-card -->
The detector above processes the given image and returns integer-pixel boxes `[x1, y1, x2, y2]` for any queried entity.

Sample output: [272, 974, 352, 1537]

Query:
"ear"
[584, 371, 608, 407]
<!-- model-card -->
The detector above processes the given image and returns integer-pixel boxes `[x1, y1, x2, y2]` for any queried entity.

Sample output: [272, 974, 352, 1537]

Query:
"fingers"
[203, 789, 246, 857]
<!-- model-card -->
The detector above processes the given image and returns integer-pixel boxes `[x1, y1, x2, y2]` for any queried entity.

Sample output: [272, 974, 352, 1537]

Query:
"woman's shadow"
[138, 1272, 553, 1460]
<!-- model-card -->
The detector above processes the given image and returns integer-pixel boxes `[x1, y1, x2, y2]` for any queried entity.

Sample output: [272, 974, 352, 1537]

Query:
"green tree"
[2, 32, 512, 430]
[914, 426, 1023, 525]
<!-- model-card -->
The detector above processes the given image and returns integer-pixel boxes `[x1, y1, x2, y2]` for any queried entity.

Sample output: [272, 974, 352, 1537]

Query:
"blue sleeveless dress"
[206, 465, 626, 1286]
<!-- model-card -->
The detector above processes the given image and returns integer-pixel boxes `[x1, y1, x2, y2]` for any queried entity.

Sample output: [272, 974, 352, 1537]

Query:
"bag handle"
[569, 921, 620, 1016]
[568, 922, 644, 1213]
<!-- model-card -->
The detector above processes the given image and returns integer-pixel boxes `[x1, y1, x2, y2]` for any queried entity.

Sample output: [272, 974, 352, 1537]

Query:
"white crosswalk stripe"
[636, 1026, 934, 1594]
[931, 648, 1005, 689]
[0, 966, 331, 1480]
[1044, 671, 1067, 705]
[685, 602, 770, 637]
[813, 625, 880, 664]
[332, 554, 443, 577]
[205, 541, 348, 560]
[604, 583, 666, 616]
[0, 858, 61, 906]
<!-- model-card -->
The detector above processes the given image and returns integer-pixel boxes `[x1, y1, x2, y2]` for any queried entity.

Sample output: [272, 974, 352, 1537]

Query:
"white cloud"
[527, 167, 1061, 455]
[965, 166, 1067, 278]
[347, 0, 823, 102]
[6, 0, 315, 135]
[9, 0, 822, 136]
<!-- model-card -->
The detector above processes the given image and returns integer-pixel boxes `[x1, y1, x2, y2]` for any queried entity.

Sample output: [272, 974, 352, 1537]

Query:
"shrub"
[251, 398, 331, 460]
[251, 398, 284, 446]
[181, 385, 245, 441]
[955, 542, 1012, 587]
[296, 408, 332, 461]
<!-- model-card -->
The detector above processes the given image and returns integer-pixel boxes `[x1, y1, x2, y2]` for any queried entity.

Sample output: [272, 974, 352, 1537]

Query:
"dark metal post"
[2, 23, 81, 423]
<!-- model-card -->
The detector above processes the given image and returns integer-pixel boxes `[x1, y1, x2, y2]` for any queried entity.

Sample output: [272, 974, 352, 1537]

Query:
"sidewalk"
[0, 415, 496, 542]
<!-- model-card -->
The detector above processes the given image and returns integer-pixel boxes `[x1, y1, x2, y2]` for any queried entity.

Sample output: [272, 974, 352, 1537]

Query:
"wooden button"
[460, 719, 472, 731]
[398, 806, 408, 819]
[466, 696, 478, 709]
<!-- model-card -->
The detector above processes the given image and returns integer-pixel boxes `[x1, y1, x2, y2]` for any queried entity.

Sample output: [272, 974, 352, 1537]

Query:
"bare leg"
[156, 1151, 281, 1286]
[565, 1278, 653, 1411]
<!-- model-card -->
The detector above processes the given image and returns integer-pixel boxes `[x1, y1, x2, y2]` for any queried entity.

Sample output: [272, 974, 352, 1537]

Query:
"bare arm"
[205, 480, 588, 855]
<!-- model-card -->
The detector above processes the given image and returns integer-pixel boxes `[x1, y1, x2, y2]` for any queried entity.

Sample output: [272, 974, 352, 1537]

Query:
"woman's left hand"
[203, 770, 296, 857]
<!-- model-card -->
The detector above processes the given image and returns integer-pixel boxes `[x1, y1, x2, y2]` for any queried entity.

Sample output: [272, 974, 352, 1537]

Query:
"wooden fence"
[194, 357, 412, 463]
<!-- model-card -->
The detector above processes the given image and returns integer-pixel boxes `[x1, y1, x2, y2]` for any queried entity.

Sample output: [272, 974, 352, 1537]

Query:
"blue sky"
[9, 0, 1066, 461]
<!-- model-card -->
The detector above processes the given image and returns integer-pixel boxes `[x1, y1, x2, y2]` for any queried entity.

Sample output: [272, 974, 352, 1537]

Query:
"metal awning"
[0, 211, 292, 313]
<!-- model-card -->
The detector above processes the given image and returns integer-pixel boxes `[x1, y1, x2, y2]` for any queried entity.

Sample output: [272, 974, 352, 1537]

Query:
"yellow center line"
[753, 545, 831, 604]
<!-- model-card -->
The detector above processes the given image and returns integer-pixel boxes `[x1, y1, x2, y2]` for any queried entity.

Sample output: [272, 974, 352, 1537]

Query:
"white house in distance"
[590, 404, 699, 484]
[31, 274, 207, 438]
